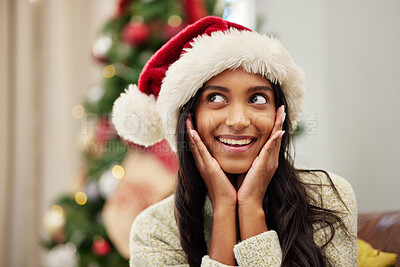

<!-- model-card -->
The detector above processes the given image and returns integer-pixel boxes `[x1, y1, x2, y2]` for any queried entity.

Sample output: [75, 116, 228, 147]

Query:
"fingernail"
[282, 112, 286, 122]
[279, 130, 285, 138]
[189, 129, 195, 137]
[281, 105, 285, 114]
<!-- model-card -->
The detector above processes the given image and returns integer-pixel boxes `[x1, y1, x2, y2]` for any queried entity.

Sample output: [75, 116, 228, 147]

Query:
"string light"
[103, 65, 115, 78]
[168, 15, 182, 27]
[75, 192, 87, 205]
[112, 165, 125, 179]
[72, 105, 85, 119]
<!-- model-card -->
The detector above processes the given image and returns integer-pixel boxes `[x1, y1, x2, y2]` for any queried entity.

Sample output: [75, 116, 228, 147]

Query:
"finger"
[186, 117, 205, 166]
[186, 114, 215, 162]
[190, 126, 216, 167]
[185, 116, 195, 149]
[258, 105, 285, 158]
[259, 130, 285, 159]
[271, 105, 286, 136]
[186, 115, 217, 169]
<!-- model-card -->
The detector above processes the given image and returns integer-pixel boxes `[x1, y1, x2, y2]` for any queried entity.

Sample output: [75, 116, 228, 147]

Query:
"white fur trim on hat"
[157, 28, 305, 151]
[112, 84, 163, 146]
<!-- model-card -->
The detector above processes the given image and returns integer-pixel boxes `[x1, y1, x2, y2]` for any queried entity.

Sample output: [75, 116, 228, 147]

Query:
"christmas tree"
[42, 1, 220, 266]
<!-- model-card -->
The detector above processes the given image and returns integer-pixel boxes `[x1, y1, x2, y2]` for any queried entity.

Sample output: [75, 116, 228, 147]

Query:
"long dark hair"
[174, 79, 348, 267]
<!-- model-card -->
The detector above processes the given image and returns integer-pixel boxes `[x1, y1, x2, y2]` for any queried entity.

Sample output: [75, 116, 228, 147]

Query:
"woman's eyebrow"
[202, 85, 229, 92]
[247, 85, 273, 93]
[203, 85, 272, 93]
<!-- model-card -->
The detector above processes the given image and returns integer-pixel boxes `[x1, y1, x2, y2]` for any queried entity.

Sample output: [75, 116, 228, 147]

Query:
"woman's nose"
[225, 105, 251, 131]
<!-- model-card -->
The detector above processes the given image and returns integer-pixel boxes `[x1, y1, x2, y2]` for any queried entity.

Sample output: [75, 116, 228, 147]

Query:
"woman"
[112, 16, 357, 266]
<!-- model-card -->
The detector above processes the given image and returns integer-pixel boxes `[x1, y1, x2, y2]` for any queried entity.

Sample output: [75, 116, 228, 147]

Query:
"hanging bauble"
[92, 35, 112, 63]
[47, 242, 78, 267]
[92, 236, 111, 256]
[122, 21, 150, 46]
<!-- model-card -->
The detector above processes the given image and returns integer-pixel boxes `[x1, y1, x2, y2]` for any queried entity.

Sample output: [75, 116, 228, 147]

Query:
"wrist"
[238, 206, 268, 240]
[213, 202, 237, 217]
[237, 190, 264, 208]
[238, 204, 265, 217]
[238, 199, 263, 212]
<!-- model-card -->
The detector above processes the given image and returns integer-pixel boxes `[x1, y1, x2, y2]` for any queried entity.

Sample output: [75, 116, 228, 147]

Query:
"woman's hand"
[186, 115, 237, 208]
[236, 105, 285, 240]
[186, 115, 237, 265]
[237, 105, 286, 208]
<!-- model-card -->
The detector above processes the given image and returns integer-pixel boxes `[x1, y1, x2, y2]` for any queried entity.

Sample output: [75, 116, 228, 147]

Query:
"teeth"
[218, 138, 252, 146]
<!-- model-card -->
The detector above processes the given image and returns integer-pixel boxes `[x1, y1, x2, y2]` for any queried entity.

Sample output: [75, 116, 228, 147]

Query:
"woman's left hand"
[237, 105, 286, 208]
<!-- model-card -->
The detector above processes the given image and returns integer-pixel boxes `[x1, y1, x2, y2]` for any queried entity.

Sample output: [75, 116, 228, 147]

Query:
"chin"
[220, 161, 251, 174]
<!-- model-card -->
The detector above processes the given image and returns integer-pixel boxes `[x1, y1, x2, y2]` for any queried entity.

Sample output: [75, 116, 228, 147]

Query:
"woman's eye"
[249, 94, 267, 104]
[208, 94, 226, 103]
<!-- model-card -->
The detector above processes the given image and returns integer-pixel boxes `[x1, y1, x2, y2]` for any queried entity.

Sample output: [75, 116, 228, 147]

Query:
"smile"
[215, 135, 256, 153]
[217, 137, 253, 146]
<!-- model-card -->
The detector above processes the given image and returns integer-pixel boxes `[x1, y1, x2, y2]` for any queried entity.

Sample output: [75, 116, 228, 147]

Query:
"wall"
[0, 0, 116, 266]
[256, 0, 400, 212]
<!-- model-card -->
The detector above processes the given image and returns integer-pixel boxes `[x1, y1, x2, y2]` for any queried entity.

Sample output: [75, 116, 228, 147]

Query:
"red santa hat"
[112, 16, 305, 152]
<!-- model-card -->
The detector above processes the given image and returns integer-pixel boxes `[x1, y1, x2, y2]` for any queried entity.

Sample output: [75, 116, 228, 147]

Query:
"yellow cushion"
[358, 238, 398, 267]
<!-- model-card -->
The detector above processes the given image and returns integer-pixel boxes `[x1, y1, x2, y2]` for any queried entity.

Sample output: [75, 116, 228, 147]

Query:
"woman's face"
[195, 68, 276, 174]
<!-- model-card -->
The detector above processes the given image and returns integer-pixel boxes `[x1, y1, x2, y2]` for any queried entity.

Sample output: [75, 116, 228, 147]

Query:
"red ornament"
[92, 238, 111, 256]
[122, 21, 150, 46]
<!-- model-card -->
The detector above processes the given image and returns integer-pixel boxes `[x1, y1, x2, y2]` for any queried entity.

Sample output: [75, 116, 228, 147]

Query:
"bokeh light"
[103, 65, 115, 78]
[111, 165, 124, 179]
[72, 105, 85, 119]
[168, 15, 182, 27]
[51, 205, 63, 217]
[75, 192, 87, 205]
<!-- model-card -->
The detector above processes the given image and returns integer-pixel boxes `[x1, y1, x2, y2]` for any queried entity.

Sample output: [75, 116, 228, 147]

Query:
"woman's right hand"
[186, 116, 237, 209]
[187, 115, 237, 265]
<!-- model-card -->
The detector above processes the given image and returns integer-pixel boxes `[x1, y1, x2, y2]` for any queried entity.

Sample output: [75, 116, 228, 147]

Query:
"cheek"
[253, 113, 275, 135]
[195, 111, 219, 141]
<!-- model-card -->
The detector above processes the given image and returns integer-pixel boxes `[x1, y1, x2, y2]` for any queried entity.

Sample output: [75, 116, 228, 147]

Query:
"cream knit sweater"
[129, 171, 358, 266]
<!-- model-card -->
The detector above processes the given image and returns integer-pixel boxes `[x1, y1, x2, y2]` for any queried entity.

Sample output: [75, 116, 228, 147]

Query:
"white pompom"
[112, 84, 163, 146]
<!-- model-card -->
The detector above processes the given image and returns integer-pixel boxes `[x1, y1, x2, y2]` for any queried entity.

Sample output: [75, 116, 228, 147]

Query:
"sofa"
[358, 211, 400, 266]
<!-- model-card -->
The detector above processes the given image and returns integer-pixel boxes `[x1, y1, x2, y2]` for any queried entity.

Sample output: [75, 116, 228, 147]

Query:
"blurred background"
[0, 0, 399, 266]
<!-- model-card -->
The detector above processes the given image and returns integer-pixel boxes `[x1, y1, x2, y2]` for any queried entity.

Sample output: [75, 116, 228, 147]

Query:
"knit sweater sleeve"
[233, 230, 282, 266]
[229, 172, 357, 267]
[129, 195, 238, 267]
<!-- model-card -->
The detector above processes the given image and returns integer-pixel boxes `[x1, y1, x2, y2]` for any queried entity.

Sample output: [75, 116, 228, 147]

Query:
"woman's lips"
[215, 135, 256, 153]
